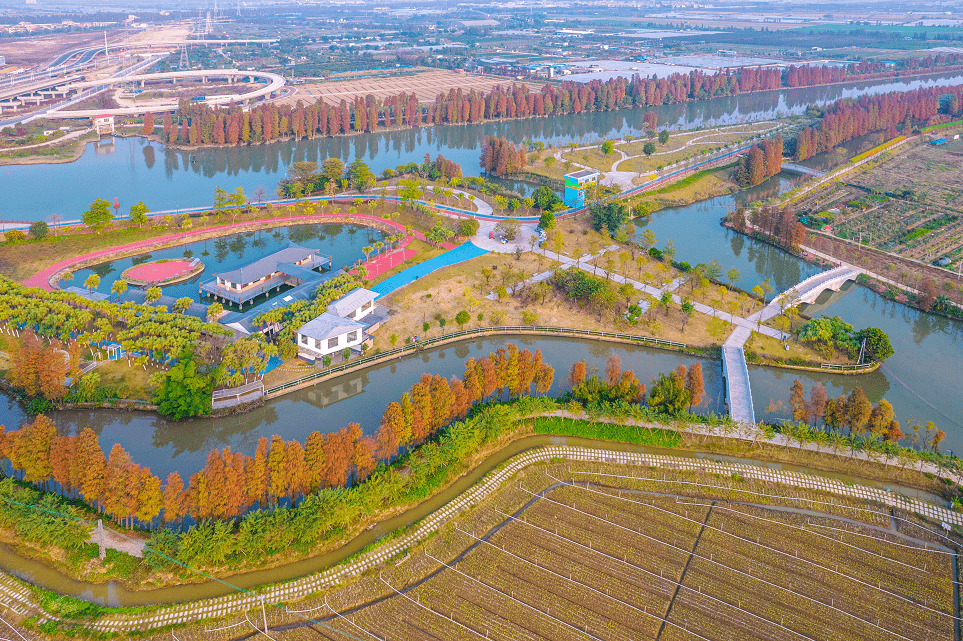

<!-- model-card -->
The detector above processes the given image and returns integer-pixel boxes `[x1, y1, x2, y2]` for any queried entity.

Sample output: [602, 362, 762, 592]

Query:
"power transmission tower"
[179, 45, 189, 70]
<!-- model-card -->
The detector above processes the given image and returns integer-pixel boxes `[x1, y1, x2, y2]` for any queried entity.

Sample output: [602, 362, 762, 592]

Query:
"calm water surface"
[3, 72, 963, 220]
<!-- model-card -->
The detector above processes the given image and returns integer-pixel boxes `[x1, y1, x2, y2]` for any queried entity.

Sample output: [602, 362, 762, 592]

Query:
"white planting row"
[5, 445, 960, 634]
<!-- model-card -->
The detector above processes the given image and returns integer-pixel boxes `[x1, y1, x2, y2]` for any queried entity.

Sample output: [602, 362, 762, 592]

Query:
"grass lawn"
[746, 331, 856, 366]
[90, 359, 159, 401]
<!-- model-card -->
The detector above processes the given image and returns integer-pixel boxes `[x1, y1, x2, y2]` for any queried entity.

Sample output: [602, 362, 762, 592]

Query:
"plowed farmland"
[259, 463, 959, 641]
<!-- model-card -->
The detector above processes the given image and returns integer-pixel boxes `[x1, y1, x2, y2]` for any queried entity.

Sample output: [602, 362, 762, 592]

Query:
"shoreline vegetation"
[0, 361, 959, 608]
[3, 63, 963, 167]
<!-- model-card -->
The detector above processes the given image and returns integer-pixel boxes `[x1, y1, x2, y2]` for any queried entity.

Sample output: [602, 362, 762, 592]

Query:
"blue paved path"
[371, 242, 491, 296]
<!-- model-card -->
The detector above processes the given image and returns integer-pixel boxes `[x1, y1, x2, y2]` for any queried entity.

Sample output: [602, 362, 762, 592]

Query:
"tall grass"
[532, 416, 682, 447]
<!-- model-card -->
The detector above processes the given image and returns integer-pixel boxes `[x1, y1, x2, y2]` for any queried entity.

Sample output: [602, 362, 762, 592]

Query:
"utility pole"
[104, 31, 110, 64]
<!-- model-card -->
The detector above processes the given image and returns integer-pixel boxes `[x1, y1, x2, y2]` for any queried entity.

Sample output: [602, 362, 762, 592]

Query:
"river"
[0, 71, 961, 606]
[3, 71, 963, 220]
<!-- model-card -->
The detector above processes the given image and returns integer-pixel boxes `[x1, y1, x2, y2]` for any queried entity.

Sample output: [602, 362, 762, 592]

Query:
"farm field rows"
[799, 133, 963, 269]
[262, 463, 958, 641]
[278, 68, 543, 108]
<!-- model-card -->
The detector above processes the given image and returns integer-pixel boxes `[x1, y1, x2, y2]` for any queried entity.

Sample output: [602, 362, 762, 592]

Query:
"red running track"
[125, 260, 196, 282]
[22, 214, 409, 291]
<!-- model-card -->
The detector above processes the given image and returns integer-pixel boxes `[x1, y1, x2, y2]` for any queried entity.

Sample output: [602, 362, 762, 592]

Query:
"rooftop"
[328, 288, 379, 317]
[297, 312, 364, 343]
[216, 243, 324, 286]
[565, 169, 599, 179]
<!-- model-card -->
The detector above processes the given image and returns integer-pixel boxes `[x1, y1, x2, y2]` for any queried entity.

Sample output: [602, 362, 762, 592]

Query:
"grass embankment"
[532, 415, 682, 447]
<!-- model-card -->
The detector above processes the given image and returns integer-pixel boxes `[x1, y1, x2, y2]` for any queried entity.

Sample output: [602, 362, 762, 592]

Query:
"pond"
[70, 223, 385, 303]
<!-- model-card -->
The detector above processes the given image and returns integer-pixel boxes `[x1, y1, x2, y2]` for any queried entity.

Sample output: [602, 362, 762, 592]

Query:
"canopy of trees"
[480, 136, 527, 176]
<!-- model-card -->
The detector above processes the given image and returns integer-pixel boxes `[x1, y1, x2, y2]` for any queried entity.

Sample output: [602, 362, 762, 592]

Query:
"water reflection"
[6, 72, 963, 219]
[70, 223, 382, 303]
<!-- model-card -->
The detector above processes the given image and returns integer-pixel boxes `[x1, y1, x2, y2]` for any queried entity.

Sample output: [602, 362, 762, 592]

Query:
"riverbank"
[0, 400, 959, 629]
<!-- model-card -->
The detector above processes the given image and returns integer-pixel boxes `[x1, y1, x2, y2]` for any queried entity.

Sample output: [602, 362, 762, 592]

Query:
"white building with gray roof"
[295, 288, 387, 362]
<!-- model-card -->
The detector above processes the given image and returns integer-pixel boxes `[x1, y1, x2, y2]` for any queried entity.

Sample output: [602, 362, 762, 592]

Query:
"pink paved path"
[351, 249, 418, 281]
[125, 259, 196, 282]
[22, 214, 408, 291]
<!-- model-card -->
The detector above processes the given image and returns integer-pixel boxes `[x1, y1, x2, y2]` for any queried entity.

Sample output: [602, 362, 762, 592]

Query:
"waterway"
[2, 71, 963, 220]
[0, 71, 960, 603]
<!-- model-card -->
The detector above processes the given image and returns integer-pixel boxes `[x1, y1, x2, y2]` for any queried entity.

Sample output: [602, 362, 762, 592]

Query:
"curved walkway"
[22, 213, 408, 291]
[5, 435, 961, 635]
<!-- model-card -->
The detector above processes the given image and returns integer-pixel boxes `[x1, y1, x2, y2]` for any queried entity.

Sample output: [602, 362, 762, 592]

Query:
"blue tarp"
[370, 242, 490, 296]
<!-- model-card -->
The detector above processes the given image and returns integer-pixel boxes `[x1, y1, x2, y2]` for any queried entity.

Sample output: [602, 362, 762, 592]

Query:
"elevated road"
[49, 68, 285, 118]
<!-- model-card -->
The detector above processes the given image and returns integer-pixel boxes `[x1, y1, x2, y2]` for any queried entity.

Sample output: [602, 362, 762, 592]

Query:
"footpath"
[21, 213, 410, 291]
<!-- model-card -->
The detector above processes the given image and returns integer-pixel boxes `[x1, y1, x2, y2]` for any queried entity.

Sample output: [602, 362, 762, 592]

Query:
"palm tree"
[362, 245, 373, 262]
[111, 280, 127, 302]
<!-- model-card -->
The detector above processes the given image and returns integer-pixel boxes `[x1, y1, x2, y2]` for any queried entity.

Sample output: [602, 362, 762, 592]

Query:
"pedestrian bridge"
[752, 265, 861, 324]
[781, 162, 826, 177]
[721, 265, 860, 426]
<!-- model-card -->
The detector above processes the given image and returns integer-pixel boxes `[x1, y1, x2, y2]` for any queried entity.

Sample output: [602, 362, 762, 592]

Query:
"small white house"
[327, 288, 378, 320]
[295, 288, 383, 361]
[296, 312, 366, 359]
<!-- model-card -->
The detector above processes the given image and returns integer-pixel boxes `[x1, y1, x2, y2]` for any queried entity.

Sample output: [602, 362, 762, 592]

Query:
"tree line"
[479, 136, 527, 177]
[146, 58, 963, 150]
[736, 135, 783, 187]
[786, 380, 944, 451]
[728, 205, 807, 252]
[792, 83, 963, 161]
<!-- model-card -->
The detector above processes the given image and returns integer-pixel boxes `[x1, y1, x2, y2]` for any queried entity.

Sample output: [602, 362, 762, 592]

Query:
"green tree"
[648, 372, 690, 415]
[82, 198, 114, 231]
[658, 129, 670, 145]
[110, 279, 127, 301]
[207, 301, 224, 321]
[643, 142, 656, 156]
[455, 310, 470, 328]
[321, 158, 345, 188]
[29, 220, 49, 240]
[129, 201, 150, 227]
[640, 228, 657, 253]
[174, 297, 193, 314]
[589, 202, 629, 233]
[539, 210, 556, 230]
[532, 186, 561, 211]
[152, 352, 214, 419]
[83, 273, 100, 293]
[855, 327, 894, 361]
[347, 159, 376, 192]
[601, 140, 614, 154]
[145, 286, 163, 304]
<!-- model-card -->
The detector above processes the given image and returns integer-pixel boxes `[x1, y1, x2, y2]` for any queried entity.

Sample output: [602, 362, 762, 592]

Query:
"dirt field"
[0, 30, 123, 66]
[239, 461, 957, 641]
[279, 68, 543, 108]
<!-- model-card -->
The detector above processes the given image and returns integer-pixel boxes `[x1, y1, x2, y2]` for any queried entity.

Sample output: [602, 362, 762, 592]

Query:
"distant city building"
[564, 169, 599, 209]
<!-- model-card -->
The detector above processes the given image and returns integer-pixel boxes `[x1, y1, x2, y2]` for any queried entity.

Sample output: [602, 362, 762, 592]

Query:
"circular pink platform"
[122, 259, 203, 285]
